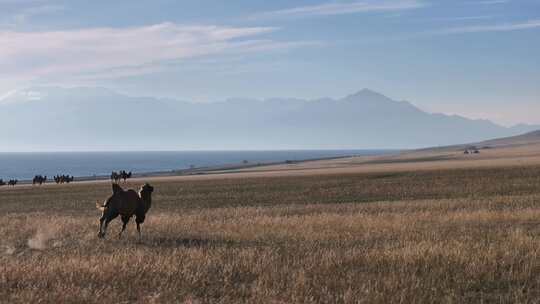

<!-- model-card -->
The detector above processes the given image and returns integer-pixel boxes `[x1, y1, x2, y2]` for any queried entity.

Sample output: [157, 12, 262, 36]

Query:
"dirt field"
[2, 146, 540, 303]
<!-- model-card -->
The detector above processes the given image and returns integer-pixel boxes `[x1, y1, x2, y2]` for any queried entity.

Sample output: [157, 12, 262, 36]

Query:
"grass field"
[2, 164, 540, 303]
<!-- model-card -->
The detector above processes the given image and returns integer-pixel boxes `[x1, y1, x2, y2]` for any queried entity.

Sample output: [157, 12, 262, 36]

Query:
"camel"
[96, 183, 154, 239]
[33, 175, 47, 185]
[110, 171, 121, 183]
[54, 175, 74, 184]
[111, 171, 132, 183]
[121, 170, 132, 182]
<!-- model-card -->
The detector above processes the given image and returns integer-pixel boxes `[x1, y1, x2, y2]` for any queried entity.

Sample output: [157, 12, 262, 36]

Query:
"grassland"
[2, 160, 540, 303]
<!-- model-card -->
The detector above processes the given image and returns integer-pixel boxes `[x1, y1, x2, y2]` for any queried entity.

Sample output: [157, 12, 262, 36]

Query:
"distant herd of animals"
[110, 170, 133, 183]
[464, 149, 481, 154]
[0, 179, 18, 186]
[53, 175, 75, 184]
[32, 175, 75, 185]
[0, 170, 133, 187]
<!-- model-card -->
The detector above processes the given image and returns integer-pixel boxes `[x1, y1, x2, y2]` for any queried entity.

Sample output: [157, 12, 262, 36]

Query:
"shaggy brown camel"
[96, 183, 154, 239]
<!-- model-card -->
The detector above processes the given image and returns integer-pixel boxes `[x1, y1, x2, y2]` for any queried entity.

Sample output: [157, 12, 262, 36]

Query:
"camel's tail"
[96, 201, 105, 211]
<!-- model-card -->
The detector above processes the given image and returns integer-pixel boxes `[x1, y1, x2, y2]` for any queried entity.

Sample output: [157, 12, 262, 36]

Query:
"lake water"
[0, 150, 393, 181]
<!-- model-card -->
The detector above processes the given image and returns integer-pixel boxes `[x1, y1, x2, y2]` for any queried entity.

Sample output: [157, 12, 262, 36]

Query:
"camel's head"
[141, 183, 154, 194]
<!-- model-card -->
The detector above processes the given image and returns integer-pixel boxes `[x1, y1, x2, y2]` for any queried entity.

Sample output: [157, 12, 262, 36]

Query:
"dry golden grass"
[198, 143, 540, 182]
[2, 165, 540, 303]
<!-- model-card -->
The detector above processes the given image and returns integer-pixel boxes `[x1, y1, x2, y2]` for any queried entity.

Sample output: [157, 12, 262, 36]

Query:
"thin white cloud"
[251, 0, 427, 19]
[0, 4, 64, 28]
[17, 4, 64, 16]
[475, 0, 508, 5]
[0, 0, 45, 3]
[436, 19, 540, 34]
[0, 22, 308, 82]
[434, 15, 494, 21]
[0, 89, 17, 101]
[73, 40, 322, 81]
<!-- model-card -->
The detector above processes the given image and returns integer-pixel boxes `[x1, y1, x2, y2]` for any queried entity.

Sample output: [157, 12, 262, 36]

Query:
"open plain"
[2, 141, 540, 303]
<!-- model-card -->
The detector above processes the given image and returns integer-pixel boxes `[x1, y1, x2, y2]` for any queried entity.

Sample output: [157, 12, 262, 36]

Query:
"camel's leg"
[118, 215, 130, 238]
[98, 217, 105, 238]
[135, 215, 145, 239]
[98, 212, 112, 238]
[99, 212, 118, 239]
[136, 222, 141, 238]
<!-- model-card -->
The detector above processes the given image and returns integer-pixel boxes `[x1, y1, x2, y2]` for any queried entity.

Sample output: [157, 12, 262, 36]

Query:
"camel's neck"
[140, 191, 152, 212]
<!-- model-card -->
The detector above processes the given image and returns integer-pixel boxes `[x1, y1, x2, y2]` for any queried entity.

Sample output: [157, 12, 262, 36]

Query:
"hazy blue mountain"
[0, 87, 537, 151]
[507, 124, 540, 135]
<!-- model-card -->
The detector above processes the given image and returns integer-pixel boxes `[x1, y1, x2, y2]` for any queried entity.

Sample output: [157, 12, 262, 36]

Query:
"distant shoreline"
[7, 153, 388, 185]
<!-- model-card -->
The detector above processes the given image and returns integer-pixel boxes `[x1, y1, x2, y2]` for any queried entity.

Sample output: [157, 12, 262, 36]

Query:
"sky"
[0, 0, 539, 126]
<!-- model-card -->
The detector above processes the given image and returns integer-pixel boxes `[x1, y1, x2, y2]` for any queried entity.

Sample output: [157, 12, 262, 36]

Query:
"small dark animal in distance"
[33, 175, 47, 185]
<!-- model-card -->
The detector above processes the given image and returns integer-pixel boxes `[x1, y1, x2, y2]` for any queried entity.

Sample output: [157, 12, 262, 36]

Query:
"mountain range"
[0, 87, 538, 151]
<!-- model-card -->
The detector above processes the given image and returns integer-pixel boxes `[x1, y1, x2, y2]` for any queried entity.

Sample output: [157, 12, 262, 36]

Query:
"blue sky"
[0, 0, 539, 125]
